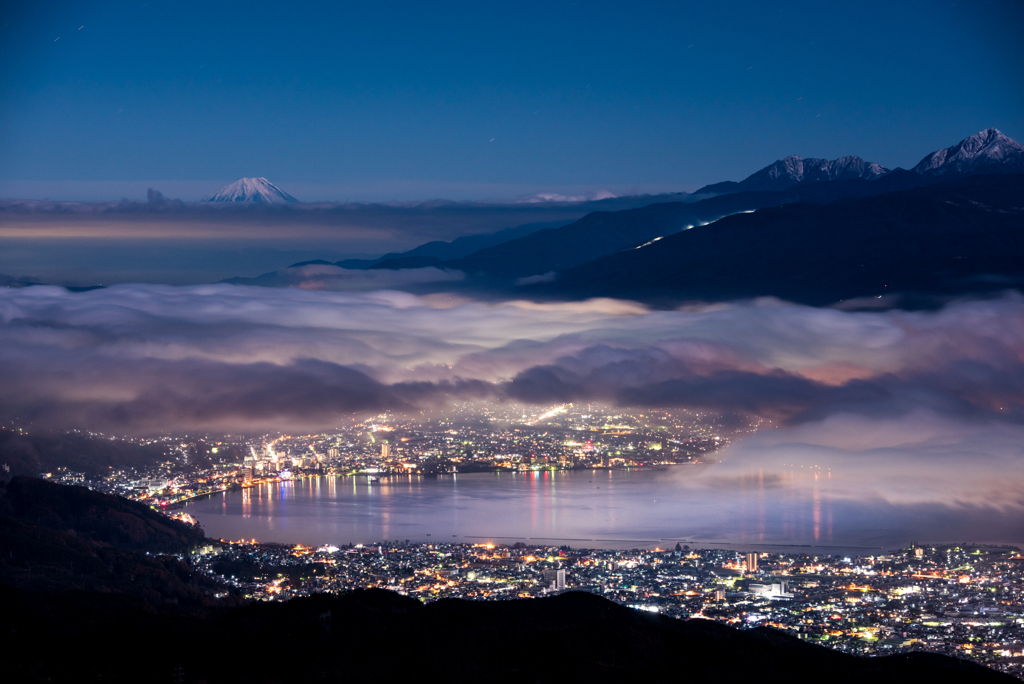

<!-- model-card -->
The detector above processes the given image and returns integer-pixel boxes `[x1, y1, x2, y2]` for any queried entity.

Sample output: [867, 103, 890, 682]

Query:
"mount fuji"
[204, 177, 299, 203]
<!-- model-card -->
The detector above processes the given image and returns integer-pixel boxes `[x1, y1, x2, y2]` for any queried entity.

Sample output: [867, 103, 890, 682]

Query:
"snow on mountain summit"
[694, 154, 889, 195]
[204, 178, 299, 203]
[911, 128, 1024, 176]
[740, 154, 889, 192]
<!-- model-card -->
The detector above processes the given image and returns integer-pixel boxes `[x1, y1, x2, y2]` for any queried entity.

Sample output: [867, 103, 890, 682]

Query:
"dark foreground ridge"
[4, 587, 1012, 683]
[0, 478, 1013, 683]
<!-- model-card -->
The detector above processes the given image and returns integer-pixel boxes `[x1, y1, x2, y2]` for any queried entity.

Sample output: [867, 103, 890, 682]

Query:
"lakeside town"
[41, 404, 750, 507]
[18, 403, 1024, 677]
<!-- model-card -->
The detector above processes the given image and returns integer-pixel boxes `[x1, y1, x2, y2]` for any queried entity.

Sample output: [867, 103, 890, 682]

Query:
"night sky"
[2, 0, 1022, 201]
[1, 1, 1024, 543]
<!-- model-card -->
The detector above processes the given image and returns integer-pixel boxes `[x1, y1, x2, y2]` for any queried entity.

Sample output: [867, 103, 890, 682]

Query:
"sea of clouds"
[2, 284, 1023, 515]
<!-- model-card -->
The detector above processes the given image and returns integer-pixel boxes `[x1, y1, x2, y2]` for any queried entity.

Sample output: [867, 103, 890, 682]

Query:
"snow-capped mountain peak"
[204, 178, 299, 203]
[736, 154, 889, 192]
[911, 128, 1024, 176]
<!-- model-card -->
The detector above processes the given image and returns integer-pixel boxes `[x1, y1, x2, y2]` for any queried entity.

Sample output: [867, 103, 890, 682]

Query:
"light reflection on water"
[185, 466, 1023, 553]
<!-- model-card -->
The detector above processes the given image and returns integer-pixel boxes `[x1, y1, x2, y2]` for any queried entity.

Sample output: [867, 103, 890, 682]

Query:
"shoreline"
[165, 464, 684, 509]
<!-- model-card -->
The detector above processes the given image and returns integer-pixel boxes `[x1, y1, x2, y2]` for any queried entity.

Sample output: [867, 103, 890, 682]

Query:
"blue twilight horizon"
[1, 0, 1022, 201]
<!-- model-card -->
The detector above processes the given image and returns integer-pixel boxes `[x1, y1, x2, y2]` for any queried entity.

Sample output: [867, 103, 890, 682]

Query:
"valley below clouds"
[2, 283, 1023, 519]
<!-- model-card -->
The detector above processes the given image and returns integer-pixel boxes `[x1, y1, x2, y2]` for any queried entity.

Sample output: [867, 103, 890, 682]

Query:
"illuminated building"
[745, 552, 759, 573]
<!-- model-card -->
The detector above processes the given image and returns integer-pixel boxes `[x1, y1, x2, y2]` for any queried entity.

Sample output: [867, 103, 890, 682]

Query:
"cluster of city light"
[188, 538, 1024, 677]
[60, 404, 734, 510]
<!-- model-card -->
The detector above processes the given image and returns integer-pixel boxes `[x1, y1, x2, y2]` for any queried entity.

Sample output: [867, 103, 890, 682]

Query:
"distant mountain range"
[9, 128, 1021, 306]
[204, 129, 1022, 210]
[695, 128, 1022, 197]
[272, 129, 1021, 303]
[695, 155, 889, 195]
[196, 129, 1024, 210]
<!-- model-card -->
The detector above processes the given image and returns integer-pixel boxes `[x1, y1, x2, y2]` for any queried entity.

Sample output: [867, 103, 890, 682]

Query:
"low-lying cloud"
[693, 412, 1024, 509]
[224, 264, 465, 291]
[2, 285, 1023, 437]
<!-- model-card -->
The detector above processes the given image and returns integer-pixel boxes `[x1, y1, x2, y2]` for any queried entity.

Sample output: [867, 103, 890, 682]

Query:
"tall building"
[381, 443, 391, 459]
[745, 552, 758, 573]
[543, 568, 567, 591]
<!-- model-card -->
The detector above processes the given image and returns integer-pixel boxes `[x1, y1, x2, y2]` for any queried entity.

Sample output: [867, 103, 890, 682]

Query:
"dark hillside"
[0, 476, 204, 552]
[439, 172, 938, 280]
[542, 174, 1024, 306]
[0, 428, 169, 478]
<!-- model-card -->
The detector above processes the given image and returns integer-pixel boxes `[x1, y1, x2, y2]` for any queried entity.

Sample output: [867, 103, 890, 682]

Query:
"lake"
[185, 466, 1023, 554]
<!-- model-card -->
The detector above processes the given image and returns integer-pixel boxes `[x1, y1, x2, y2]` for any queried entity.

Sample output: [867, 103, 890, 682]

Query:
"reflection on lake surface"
[185, 466, 1024, 553]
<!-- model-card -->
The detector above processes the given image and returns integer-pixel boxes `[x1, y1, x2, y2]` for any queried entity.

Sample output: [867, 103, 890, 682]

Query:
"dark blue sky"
[2, 0, 1021, 201]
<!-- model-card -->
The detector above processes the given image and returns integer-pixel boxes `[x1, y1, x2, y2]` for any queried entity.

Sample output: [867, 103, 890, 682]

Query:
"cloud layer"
[2, 285, 1023, 435]
[3, 283, 1024, 520]
[694, 411, 1024, 510]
